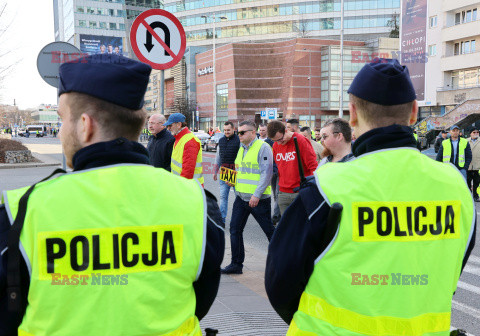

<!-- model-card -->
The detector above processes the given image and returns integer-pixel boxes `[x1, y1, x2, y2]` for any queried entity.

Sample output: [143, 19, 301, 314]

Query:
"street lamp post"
[202, 14, 227, 131]
[339, 0, 344, 118]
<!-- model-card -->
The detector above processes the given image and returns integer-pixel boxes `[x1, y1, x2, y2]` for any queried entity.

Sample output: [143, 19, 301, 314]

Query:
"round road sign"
[37, 42, 82, 88]
[130, 9, 186, 70]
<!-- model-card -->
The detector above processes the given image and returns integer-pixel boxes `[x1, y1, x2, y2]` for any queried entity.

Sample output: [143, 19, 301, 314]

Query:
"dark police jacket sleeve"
[0, 193, 225, 335]
[265, 176, 331, 324]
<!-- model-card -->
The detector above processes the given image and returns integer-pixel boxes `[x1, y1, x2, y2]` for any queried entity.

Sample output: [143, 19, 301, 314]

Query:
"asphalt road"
[1, 136, 479, 334]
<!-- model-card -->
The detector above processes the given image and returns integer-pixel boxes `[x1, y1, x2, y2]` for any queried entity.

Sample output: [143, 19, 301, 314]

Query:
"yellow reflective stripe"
[164, 316, 201, 336]
[172, 170, 181, 175]
[287, 319, 318, 336]
[18, 330, 34, 336]
[298, 292, 450, 336]
[18, 317, 202, 336]
[237, 179, 258, 185]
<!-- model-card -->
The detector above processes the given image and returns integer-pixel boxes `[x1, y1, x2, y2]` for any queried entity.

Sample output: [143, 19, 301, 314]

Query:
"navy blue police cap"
[58, 54, 152, 110]
[347, 59, 416, 106]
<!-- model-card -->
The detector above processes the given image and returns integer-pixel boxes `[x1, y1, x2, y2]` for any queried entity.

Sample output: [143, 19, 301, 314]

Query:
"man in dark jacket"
[213, 121, 240, 223]
[434, 130, 448, 153]
[436, 125, 472, 179]
[147, 114, 175, 171]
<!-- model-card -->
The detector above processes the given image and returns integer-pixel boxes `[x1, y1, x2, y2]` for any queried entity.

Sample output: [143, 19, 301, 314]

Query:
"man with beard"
[0, 54, 224, 335]
[318, 118, 354, 166]
[164, 113, 204, 186]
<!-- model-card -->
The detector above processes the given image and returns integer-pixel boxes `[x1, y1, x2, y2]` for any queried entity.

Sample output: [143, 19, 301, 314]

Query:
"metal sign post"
[37, 42, 82, 171]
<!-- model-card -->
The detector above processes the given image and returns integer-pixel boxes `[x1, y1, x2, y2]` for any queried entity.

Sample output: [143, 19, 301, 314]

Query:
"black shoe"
[474, 196, 479, 202]
[272, 216, 281, 226]
[221, 264, 243, 274]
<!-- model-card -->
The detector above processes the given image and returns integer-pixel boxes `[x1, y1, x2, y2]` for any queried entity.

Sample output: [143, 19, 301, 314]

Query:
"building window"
[428, 44, 437, 56]
[76, 6, 84, 13]
[429, 16, 437, 28]
[78, 20, 86, 27]
[109, 22, 117, 30]
[89, 21, 97, 28]
[456, 8, 478, 25]
[451, 68, 480, 88]
[109, 9, 115, 16]
[87, 7, 95, 14]
[100, 22, 107, 29]
[119, 23, 125, 30]
[216, 83, 228, 111]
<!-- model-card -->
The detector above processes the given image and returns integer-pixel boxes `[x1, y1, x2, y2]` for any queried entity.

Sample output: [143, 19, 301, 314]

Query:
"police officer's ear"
[409, 100, 419, 126]
[349, 102, 358, 128]
[78, 113, 97, 145]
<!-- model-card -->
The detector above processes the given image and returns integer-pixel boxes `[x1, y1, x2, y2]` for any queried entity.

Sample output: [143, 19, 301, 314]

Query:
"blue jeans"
[219, 180, 231, 223]
[271, 172, 280, 220]
[229, 196, 274, 266]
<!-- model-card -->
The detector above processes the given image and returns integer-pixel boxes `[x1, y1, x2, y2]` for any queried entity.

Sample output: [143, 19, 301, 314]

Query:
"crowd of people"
[0, 54, 476, 336]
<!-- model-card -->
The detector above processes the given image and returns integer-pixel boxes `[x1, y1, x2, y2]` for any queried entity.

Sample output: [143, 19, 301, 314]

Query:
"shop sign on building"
[198, 66, 214, 76]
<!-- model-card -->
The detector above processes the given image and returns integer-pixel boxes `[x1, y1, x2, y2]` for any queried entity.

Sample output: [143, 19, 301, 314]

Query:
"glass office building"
[163, 0, 400, 45]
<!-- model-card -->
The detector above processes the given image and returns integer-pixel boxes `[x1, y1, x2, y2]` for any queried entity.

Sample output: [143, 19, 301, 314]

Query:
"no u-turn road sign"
[130, 9, 186, 70]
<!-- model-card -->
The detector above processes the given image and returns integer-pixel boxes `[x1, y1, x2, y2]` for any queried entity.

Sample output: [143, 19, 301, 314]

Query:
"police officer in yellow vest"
[0, 54, 225, 336]
[164, 113, 204, 186]
[221, 120, 275, 274]
[436, 125, 472, 180]
[265, 59, 476, 335]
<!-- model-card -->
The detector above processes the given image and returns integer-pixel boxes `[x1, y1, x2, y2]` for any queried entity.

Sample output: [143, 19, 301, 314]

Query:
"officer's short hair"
[287, 119, 299, 126]
[323, 118, 352, 143]
[239, 120, 256, 130]
[300, 126, 311, 133]
[224, 121, 234, 128]
[267, 120, 286, 138]
[258, 123, 267, 129]
[349, 93, 414, 128]
[68, 92, 147, 141]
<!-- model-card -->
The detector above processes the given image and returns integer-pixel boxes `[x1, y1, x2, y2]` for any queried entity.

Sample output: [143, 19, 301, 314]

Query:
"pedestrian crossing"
[451, 253, 480, 335]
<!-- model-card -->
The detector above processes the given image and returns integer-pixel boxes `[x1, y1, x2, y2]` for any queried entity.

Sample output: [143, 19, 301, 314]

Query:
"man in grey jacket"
[468, 127, 480, 201]
[221, 120, 274, 274]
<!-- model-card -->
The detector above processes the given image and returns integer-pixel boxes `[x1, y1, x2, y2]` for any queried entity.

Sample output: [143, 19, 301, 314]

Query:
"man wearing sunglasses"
[221, 120, 274, 275]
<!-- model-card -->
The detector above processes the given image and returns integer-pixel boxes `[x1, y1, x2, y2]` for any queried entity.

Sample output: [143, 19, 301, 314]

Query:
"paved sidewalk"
[199, 239, 288, 336]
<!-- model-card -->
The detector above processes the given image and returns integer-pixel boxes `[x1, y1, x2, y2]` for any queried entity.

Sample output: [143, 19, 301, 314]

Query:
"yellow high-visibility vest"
[289, 148, 475, 335]
[3, 164, 206, 336]
[171, 131, 204, 184]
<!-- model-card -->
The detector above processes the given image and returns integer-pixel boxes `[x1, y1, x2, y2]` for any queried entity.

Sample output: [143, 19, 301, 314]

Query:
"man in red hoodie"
[164, 113, 204, 186]
[267, 120, 317, 214]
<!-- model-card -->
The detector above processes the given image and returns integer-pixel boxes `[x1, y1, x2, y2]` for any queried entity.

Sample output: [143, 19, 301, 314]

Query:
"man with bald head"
[147, 113, 175, 170]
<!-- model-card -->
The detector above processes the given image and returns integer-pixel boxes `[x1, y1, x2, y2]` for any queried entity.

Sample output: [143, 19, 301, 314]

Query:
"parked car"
[204, 132, 224, 152]
[194, 132, 210, 148]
